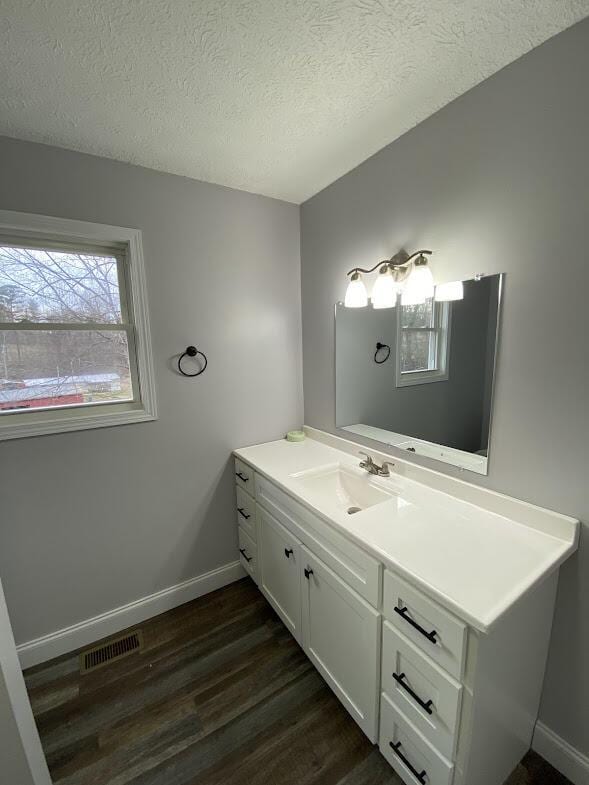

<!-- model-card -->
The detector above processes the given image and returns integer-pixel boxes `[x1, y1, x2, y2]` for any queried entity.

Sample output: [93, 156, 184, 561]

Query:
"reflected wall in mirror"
[335, 273, 503, 474]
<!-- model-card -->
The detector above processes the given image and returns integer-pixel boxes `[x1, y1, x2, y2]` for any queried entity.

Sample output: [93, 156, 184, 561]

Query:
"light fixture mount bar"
[346, 249, 432, 277]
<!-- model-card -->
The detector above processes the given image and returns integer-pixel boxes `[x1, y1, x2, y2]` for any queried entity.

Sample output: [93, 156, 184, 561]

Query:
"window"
[396, 298, 451, 387]
[0, 210, 156, 440]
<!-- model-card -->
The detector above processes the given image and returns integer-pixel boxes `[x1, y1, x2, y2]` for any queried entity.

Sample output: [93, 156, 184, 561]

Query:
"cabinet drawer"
[256, 473, 380, 607]
[236, 485, 256, 540]
[382, 621, 462, 760]
[380, 692, 453, 785]
[383, 571, 466, 681]
[238, 527, 257, 584]
[234, 458, 254, 493]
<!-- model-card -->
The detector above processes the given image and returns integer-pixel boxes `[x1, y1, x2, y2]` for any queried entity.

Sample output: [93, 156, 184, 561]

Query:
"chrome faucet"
[359, 452, 395, 477]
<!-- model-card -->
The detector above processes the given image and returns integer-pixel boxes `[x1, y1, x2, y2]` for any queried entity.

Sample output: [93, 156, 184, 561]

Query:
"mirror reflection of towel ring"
[178, 345, 208, 377]
[374, 342, 390, 364]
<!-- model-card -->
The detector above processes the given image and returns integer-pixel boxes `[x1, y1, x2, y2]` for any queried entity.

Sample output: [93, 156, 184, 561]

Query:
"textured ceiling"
[1, 1, 588, 203]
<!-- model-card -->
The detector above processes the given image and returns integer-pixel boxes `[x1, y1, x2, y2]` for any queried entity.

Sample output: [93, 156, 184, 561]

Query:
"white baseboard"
[533, 721, 589, 785]
[17, 561, 245, 670]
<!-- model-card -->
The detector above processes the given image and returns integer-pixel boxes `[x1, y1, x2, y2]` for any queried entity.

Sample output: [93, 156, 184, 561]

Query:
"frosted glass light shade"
[435, 280, 464, 301]
[344, 273, 368, 307]
[401, 262, 434, 305]
[371, 268, 398, 309]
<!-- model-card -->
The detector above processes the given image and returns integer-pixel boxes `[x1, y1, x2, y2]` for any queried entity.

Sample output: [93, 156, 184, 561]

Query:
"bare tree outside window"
[396, 298, 451, 387]
[0, 246, 134, 412]
[400, 300, 437, 373]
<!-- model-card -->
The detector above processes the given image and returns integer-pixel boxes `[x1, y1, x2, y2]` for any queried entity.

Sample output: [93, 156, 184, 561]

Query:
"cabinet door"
[258, 506, 302, 644]
[301, 545, 380, 742]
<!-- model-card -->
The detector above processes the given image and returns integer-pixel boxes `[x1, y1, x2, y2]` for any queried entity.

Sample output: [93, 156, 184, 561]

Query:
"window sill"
[396, 369, 449, 388]
[0, 404, 157, 441]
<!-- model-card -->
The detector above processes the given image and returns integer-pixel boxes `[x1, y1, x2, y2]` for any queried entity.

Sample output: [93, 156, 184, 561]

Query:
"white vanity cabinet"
[381, 620, 462, 761]
[379, 572, 465, 783]
[235, 485, 256, 540]
[258, 506, 302, 643]
[255, 505, 381, 738]
[237, 526, 257, 582]
[301, 544, 380, 738]
[234, 459, 258, 584]
[236, 459, 381, 742]
[383, 571, 467, 682]
[233, 449, 576, 785]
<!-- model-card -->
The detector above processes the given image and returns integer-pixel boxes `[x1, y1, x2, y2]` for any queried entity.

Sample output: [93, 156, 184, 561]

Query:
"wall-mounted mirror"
[335, 274, 503, 474]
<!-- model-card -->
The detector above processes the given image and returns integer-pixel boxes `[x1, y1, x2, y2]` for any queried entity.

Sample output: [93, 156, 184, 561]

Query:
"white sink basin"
[290, 463, 395, 514]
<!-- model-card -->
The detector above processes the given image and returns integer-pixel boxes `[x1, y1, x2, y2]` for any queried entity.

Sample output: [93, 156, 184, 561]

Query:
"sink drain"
[347, 506, 362, 515]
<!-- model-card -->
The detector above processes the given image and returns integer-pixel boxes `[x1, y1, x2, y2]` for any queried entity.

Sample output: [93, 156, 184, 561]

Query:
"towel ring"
[374, 342, 391, 364]
[178, 345, 208, 377]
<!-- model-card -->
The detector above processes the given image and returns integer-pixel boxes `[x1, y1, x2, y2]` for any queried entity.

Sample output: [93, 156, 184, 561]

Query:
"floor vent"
[80, 630, 143, 674]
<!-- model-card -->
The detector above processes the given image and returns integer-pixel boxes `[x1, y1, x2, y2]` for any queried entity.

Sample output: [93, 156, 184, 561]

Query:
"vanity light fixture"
[371, 266, 403, 309]
[400, 254, 434, 305]
[344, 271, 368, 307]
[343, 249, 464, 307]
[344, 249, 432, 308]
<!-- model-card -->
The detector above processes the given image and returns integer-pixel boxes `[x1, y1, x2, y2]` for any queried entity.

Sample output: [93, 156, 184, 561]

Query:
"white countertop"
[234, 436, 579, 633]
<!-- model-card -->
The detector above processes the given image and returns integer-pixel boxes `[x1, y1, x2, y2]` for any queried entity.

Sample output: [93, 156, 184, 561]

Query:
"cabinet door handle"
[284, 548, 293, 559]
[237, 507, 251, 520]
[236, 472, 249, 482]
[394, 605, 438, 644]
[304, 567, 313, 580]
[392, 672, 434, 715]
[239, 548, 252, 563]
[389, 742, 426, 784]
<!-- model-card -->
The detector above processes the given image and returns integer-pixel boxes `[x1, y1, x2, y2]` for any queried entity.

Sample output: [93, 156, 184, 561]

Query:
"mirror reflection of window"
[397, 299, 451, 387]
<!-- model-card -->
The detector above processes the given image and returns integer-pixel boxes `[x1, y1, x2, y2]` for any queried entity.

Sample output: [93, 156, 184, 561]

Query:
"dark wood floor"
[24, 578, 571, 785]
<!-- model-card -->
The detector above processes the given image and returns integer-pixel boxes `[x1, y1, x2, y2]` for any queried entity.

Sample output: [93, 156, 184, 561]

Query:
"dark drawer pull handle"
[237, 507, 251, 520]
[389, 741, 427, 784]
[239, 548, 252, 563]
[392, 672, 434, 715]
[236, 472, 249, 482]
[304, 567, 313, 580]
[284, 548, 293, 559]
[394, 606, 438, 644]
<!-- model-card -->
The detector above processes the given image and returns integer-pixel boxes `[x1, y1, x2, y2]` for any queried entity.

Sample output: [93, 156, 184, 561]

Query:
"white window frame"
[396, 299, 451, 388]
[0, 210, 157, 440]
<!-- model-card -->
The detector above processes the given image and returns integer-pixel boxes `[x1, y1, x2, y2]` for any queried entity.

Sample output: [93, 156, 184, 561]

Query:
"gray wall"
[0, 136, 303, 645]
[301, 19, 589, 755]
[336, 276, 497, 452]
